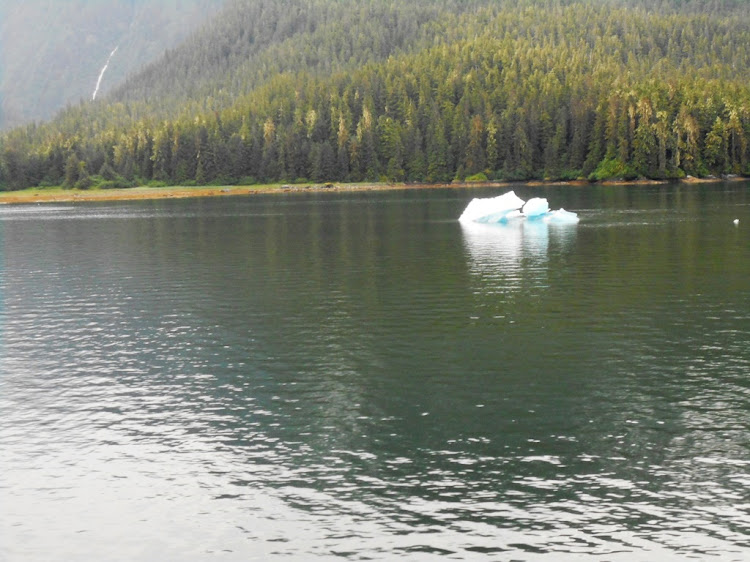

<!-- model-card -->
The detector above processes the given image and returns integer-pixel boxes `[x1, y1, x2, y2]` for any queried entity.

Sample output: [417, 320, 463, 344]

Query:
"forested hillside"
[1, 0, 749, 191]
[0, 0, 225, 130]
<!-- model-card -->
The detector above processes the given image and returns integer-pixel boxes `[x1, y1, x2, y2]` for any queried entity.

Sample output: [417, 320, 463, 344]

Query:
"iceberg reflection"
[461, 216, 578, 295]
[461, 219, 549, 271]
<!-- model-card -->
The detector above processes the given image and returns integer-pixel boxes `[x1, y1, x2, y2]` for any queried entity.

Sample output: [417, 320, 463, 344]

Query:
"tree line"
[1, 0, 748, 190]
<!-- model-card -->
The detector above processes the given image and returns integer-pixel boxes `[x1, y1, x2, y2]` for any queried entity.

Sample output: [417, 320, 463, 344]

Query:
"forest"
[1, 0, 749, 191]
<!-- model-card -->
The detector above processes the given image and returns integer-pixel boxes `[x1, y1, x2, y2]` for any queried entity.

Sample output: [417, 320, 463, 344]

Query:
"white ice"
[458, 191, 525, 224]
[459, 191, 578, 224]
[522, 197, 550, 218]
[544, 208, 580, 224]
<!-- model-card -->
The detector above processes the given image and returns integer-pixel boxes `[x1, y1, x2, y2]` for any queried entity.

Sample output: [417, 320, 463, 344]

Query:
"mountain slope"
[0, 0, 225, 130]
[106, 0, 492, 120]
[1, 0, 749, 190]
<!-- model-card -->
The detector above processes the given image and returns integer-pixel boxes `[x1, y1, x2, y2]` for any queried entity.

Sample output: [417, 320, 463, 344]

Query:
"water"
[1, 183, 749, 561]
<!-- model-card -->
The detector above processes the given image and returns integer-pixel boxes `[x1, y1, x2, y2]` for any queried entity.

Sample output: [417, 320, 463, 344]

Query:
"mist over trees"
[0, 0, 225, 130]
[1, 0, 749, 191]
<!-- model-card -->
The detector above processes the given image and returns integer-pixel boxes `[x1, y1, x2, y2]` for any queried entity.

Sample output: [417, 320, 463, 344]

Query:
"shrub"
[589, 158, 636, 181]
[93, 175, 134, 189]
[497, 168, 536, 181]
[74, 175, 94, 190]
[465, 172, 489, 182]
[554, 169, 582, 181]
[666, 167, 686, 180]
[207, 176, 237, 186]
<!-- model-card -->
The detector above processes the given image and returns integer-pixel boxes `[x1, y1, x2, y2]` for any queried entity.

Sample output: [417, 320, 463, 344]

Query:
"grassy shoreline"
[0, 176, 744, 205]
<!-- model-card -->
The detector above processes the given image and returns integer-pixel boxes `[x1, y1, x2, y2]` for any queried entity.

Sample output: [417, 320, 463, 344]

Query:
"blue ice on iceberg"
[521, 197, 550, 218]
[459, 191, 579, 224]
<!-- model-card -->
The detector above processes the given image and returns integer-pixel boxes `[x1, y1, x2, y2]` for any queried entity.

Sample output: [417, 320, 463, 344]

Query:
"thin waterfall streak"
[92, 46, 119, 101]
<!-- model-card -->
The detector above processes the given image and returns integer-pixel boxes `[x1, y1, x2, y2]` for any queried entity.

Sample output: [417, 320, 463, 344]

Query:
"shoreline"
[0, 176, 745, 205]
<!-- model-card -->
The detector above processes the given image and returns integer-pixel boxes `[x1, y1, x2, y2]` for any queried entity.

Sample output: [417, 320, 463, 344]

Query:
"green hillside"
[0, 0, 225, 130]
[1, 0, 749, 191]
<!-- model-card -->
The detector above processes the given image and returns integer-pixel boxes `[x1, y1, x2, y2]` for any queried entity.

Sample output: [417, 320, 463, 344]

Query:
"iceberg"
[459, 191, 578, 224]
[544, 208, 580, 224]
[522, 197, 550, 218]
[458, 191, 525, 224]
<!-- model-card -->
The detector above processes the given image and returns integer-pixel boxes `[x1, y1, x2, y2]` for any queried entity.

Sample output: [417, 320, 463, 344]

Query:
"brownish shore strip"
[0, 176, 743, 205]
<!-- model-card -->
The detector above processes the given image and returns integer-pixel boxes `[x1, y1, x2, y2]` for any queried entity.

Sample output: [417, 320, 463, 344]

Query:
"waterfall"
[92, 46, 119, 101]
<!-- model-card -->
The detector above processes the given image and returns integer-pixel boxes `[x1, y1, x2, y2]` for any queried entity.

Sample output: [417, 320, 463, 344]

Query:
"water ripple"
[2, 190, 750, 560]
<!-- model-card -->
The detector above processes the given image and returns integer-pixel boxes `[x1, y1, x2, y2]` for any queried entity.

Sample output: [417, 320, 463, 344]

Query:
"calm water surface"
[1, 183, 749, 561]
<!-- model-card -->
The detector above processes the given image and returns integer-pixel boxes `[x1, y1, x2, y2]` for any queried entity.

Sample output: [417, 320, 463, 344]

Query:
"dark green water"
[1, 183, 749, 561]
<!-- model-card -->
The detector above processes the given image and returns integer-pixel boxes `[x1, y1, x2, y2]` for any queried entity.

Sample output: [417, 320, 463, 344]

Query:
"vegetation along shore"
[1, 1, 749, 195]
[1, 176, 744, 206]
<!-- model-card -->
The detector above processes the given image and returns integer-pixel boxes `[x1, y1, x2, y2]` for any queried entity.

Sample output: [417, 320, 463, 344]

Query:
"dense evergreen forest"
[1, 0, 749, 191]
